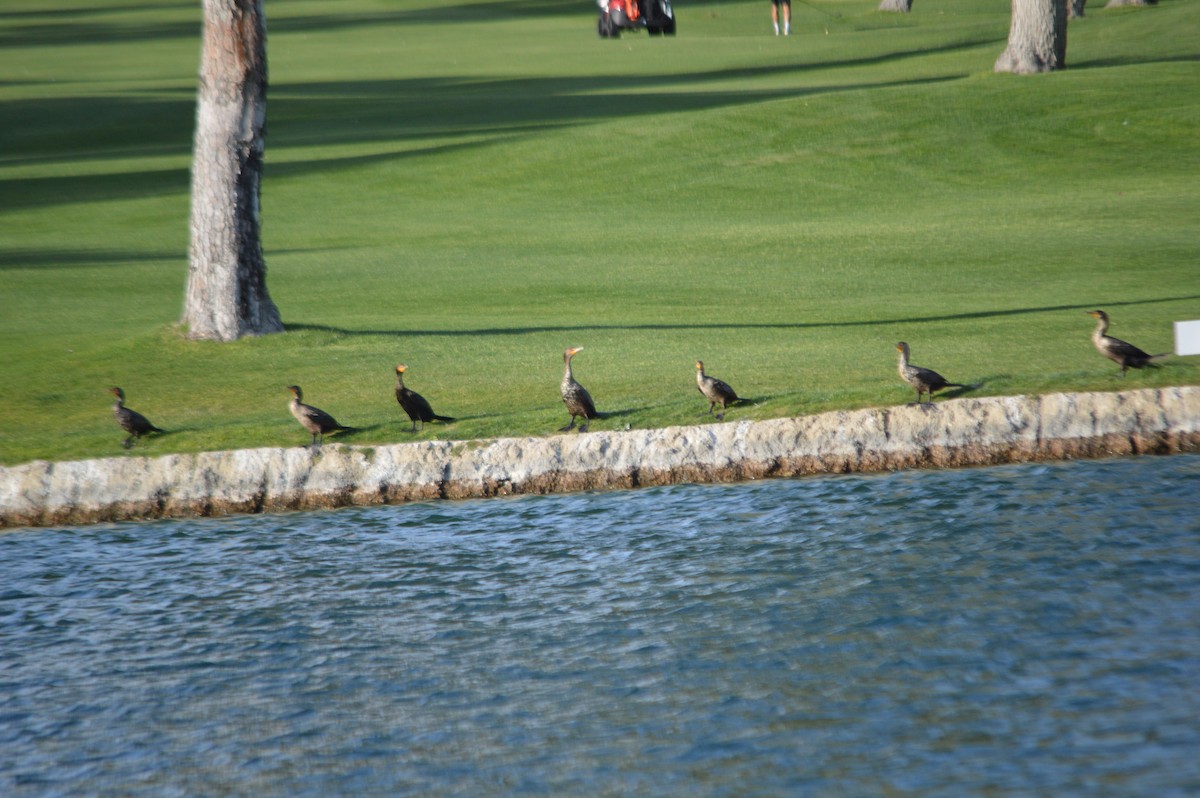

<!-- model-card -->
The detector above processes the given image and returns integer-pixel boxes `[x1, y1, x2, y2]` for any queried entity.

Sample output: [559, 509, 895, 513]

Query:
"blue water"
[2, 455, 1199, 796]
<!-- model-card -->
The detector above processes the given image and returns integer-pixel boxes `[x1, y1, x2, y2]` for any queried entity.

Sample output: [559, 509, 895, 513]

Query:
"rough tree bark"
[1068, 0, 1086, 19]
[182, 0, 283, 341]
[994, 0, 1068, 74]
[878, 0, 913, 11]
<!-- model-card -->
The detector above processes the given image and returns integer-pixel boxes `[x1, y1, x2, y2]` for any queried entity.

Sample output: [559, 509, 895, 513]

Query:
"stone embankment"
[2, 387, 1197, 529]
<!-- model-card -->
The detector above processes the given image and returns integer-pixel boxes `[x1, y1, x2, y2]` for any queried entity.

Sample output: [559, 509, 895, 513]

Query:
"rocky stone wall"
[2, 387, 1197, 529]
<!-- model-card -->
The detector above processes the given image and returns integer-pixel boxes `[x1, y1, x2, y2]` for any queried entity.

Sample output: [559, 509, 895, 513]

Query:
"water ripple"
[1, 455, 1199, 796]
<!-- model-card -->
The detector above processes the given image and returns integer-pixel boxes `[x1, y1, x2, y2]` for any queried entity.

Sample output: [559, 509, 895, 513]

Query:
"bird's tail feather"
[432, 414, 456, 423]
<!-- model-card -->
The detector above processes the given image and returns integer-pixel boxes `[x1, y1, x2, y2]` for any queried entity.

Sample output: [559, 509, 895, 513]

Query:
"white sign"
[1176, 320, 1200, 357]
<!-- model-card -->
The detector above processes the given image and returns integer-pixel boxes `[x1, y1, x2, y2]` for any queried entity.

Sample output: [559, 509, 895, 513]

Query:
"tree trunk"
[183, 0, 283, 342]
[878, 0, 913, 11]
[994, 0, 1068, 74]
[1068, 0, 1086, 18]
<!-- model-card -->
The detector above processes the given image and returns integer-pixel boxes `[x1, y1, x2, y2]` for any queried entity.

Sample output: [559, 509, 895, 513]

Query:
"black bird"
[394, 364, 455, 432]
[1087, 310, 1169, 375]
[287, 385, 352, 447]
[559, 347, 599, 432]
[695, 360, 739, 420]
[895, 342, 966, 404]
[110, 386, 164, 448]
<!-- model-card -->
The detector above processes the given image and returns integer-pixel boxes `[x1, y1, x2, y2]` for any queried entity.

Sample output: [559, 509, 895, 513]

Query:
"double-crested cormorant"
[896, 342, 965, 404]
[1087, 310, 1168, 375]
[560, 346, 599, 432]
[110, 386, 163, 449]
[394, 364, 455, 432]
[287, 385, 351, 447]
[695, 360, 739, 420]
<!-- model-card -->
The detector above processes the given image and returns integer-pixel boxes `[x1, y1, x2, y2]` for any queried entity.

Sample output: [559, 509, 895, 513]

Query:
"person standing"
[771, 0, 791, 35]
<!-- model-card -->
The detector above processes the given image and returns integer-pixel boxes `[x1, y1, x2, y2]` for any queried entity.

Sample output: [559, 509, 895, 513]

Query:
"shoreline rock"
[2, 387, 1197, 529]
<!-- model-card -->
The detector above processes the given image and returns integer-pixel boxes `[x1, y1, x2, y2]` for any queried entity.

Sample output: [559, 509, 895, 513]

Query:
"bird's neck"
[1093, 317, 1109, 340]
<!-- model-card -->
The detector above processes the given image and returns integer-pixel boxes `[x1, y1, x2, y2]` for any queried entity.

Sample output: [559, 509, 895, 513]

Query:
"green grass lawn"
[1, 0, 1197, 465]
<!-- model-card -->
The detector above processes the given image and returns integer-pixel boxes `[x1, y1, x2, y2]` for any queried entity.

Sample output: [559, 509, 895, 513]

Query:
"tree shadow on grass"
[285, 294, 1200, 340]
[0, 0, 966, 48]
[0, 164, 191, 215]
[0, 1, 600, 49]
[3, 26, 990, 209]
[0, 247, 183, 270]
[2, 74, 968, 213]
[1070, 54, 1198, 71]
